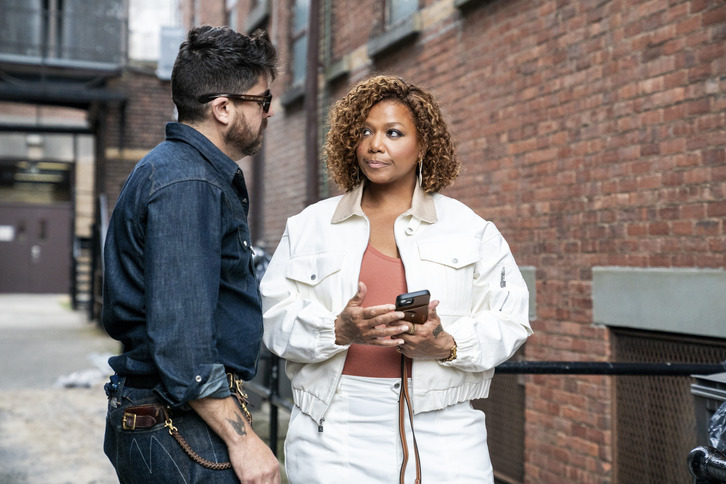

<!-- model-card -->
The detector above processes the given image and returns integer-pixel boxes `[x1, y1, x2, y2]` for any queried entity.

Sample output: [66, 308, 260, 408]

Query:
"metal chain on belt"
[162, 376, 253, 471]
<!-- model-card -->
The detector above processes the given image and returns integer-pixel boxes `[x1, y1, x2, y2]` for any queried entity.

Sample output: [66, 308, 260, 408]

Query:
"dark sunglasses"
[197, 89, 272, 113]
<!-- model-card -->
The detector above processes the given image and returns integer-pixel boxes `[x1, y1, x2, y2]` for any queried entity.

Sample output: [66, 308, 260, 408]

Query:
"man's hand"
[190, 396, 280, 483]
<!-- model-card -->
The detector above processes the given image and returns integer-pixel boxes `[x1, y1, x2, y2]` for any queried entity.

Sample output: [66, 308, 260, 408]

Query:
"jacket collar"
[331, 181, 438, 224]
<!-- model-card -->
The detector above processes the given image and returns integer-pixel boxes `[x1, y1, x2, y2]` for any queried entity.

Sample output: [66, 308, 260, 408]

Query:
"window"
[0, 0, 125, 67]
[291, 0, 309, 86]
[387, 0, 417, 26]
[367, 0, 420, 59]
[226, 0, 238, 30]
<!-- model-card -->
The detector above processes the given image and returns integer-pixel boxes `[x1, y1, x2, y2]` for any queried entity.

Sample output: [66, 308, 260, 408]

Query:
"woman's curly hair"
[324, 75, 460, 193]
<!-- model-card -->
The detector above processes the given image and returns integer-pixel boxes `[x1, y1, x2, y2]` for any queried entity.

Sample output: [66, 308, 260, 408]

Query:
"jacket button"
[195, 375, 202, 382]
[406, 227, 414, 234]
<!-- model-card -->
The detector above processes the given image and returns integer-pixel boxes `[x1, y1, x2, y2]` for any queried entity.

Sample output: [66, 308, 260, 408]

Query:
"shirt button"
[310, 274, 317, 281]
[195, 375, 202, 383]
[452, 258, 458, 264]
[406, 227, 414, 234]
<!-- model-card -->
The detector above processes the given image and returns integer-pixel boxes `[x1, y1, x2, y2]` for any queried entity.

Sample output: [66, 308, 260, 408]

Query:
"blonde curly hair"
[324, 75, 460, 193]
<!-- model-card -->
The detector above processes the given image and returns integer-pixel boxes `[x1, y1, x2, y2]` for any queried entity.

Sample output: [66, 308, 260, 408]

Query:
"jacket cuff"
[440, 317, 478, 368]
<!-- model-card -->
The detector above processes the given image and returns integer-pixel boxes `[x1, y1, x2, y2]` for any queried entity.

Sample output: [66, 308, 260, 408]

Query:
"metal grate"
[474, 350, 525, 484]
[614, 329, 726, 484]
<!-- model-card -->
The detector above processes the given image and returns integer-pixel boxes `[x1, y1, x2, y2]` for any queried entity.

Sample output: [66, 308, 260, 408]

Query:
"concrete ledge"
[325, 56, 350, 84]
[593, 267, 726, 339]
[367, 15, 421, 59]
[280, 83, 305, 108]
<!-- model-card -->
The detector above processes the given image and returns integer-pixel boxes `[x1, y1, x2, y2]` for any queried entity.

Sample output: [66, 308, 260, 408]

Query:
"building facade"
[214, 1, 724, 483]
[5, 0, 719, 482]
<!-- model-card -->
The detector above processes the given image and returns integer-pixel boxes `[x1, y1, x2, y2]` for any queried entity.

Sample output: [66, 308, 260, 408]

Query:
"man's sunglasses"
[197, 89, 272, 113]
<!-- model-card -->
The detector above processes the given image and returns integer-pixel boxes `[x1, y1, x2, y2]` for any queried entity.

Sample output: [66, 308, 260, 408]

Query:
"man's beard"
[227, 116, 266, 158]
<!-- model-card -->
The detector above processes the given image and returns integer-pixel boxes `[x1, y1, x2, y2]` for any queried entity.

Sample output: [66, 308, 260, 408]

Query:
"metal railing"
[688, 446, 726, 484]
[495, 360, 726, 375]
[245, 357, 726, 471]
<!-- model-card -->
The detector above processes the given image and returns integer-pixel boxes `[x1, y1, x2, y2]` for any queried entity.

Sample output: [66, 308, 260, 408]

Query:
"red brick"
[101, 2, 726, 484]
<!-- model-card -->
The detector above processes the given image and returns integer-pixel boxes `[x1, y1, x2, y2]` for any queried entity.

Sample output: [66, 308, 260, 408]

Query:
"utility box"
[691, 372, 726, 446]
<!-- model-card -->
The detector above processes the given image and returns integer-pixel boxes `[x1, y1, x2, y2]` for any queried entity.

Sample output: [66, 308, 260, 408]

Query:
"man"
[102, 26, 280, 483]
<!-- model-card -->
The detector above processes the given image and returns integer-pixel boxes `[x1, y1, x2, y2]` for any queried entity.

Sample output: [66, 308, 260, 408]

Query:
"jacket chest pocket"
[286, 251, 346, 308]
[417, 239, 480, 317]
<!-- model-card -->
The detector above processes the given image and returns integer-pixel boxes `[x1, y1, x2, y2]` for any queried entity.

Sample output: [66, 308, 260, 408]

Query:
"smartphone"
[395, 290, 430, 324]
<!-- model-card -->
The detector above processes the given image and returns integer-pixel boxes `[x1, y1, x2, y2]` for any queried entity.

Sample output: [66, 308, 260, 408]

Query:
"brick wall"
[100, 0, 725, 481]
[103, 69, 175, 205]
[252, 0, 726, 482]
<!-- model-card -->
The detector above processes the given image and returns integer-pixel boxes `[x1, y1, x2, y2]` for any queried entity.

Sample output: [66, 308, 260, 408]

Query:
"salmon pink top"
[342, 245, 412, 377]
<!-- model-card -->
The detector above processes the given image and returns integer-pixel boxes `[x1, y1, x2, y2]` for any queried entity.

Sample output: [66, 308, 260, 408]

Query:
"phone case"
[395, 290, 430, 324]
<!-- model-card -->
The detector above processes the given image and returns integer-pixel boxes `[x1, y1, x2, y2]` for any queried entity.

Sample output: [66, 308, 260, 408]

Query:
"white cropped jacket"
[260, 183, 532, 426]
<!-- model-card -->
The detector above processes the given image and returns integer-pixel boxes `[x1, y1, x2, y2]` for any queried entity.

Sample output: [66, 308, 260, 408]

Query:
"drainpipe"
[304, 0, 321, 206]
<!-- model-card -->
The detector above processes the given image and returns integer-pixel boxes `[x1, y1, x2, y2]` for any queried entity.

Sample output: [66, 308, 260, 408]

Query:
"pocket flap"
[418, 239, 480, 269]
[285, 251, 345, 286]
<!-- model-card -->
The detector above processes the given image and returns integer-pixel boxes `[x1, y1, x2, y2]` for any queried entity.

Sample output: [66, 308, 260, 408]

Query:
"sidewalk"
[0, 294, 119, 483]
[0, 294, 288, 484]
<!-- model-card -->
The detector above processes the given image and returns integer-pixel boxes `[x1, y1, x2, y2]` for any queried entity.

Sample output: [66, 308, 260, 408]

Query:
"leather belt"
[122, 403, 165, 430]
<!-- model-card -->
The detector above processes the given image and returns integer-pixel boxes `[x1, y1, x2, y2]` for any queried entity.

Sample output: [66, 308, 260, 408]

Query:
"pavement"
[0, 294, 119, 484]
[0, 294, 288, 484]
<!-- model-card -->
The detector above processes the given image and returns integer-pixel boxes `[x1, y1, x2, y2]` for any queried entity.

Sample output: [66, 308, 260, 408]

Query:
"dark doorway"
[0, 202, 72, 293]
[0, 158, 73, 294]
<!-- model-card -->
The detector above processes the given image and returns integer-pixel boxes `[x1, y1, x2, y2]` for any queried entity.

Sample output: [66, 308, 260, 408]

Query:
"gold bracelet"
[440, 340, 457, 362]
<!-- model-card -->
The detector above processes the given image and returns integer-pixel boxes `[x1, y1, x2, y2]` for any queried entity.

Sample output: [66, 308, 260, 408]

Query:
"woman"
[260, 75, 532, 483]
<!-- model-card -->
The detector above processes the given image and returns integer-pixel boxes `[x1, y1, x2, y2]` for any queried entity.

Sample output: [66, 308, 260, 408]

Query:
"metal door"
[0, 203, 72, 293]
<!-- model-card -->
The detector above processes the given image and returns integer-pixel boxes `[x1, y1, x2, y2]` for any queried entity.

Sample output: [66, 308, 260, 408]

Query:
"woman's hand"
[335, 282, 409, 346]
[396, 300, 455, 360]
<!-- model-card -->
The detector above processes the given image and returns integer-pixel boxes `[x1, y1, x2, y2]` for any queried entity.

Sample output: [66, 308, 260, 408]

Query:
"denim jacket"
[102, 122, 262, 408]
[261, 182, 532, 424]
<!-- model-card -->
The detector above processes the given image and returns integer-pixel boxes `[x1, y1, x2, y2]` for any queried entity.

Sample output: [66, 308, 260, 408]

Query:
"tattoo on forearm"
[226, 413, 248, 437]
[433, 324, 443, 337]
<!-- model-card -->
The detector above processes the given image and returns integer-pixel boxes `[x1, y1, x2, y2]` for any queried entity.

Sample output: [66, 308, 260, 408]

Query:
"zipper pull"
[318, 418, 325, 432]
[500, 267, 506, 288]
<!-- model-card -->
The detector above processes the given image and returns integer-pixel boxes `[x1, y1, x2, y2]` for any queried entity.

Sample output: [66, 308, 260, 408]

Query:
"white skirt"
[284, 375, 493, 484]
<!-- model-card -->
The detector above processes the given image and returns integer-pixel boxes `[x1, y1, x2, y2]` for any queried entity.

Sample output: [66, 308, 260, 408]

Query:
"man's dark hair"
[171, 26, 278, 123]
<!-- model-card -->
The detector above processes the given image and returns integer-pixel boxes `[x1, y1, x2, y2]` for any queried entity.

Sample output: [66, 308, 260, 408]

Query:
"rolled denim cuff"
[163, 363, 232, 408]
[196, 363, 233, 400]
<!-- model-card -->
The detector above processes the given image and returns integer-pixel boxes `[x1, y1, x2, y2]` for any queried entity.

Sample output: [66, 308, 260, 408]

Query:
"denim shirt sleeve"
[144, 179, 232, 406]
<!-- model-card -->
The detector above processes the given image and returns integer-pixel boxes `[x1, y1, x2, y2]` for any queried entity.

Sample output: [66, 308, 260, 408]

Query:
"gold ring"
[408, 324, 416, 335]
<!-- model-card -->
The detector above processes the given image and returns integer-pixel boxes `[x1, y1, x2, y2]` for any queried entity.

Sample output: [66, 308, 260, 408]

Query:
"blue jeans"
[104, 378, 240, 483]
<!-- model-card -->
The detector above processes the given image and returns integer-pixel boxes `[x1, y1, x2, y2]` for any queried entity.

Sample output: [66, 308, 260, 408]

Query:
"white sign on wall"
[0, 225, 15, 242]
